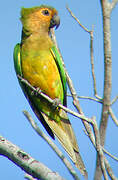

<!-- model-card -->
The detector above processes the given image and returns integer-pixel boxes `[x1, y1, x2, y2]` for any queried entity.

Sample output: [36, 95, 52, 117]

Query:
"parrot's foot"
[31, 87, 42, 96]
[52, 98, 61, 110]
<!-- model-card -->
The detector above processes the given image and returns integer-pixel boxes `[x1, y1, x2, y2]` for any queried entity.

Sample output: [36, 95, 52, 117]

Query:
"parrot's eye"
[42, 10, 50, 16]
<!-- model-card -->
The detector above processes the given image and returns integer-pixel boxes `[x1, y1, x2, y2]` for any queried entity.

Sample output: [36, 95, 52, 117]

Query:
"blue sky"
[0, 0, 118, 179]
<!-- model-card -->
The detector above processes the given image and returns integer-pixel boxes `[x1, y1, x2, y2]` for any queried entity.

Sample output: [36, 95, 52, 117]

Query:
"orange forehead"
[30, 7, 58, 23]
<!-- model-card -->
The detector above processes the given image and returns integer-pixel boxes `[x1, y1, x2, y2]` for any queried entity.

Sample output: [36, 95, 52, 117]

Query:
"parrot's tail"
[41, 109, 88, 179]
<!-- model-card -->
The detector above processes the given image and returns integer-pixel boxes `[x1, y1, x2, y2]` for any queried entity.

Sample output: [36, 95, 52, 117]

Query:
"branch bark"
[23, 111, 80, 180]
[94, 0, 117, 179]
[0, 136, 65, 180]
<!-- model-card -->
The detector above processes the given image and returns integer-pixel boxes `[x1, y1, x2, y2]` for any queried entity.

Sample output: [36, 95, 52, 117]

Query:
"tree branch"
[110, 0, 118, 11]
[103, 147, 118, 162]
[66, 5, 91, 33]
[111, 95, 118, 105]
[66, 6, 102, 100]
[109, 108, 118, 126]
[23, 111, 80, 180]
[94, 0, 112, 179]
[67, 94, 102, 103]
[91, 117, 108, 180]
[90, 28, 101, 99]
[0, 136, 65, 180]
[90, 27, 97, 97]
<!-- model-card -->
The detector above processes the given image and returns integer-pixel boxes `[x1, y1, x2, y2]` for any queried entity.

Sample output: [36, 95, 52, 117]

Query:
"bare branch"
[103, 148, 118, 162]
[66, 6, 101, 100]
[95, 0, 112, 179]
[83, 129, 118, 162]
[111, 95, 118, 105]
[99, 0, 112, 144]
[109, 108, 118, 126]
[23, 111, 80, 180]
[105, 157, 118, 180]
[67, 94, 103, 103]
[90, 27, 97, 96]
[90, 28, 101, 99]
[0, 136, 65, 180]
[66, 6, 91, 33]
[66, 6, 101, 99]
[91, 117, 108, 180]
[110, 0, 118, 11]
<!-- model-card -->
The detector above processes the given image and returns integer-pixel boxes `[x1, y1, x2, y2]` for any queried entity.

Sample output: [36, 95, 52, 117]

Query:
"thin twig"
[90, 27, 101, 99]
[104, 157, 118, 179]
[67, 6, 100, 99]
[83, 126, 118, 162]
[111, 95, 118, 105]
[66, 5, 91, 33]
[23, 111, 80, 180]
[67, 94, 103, 103]
[103, 147, 118, 162]
[90, 27, 97, 96]
[64, 6, 98, 148]
[110, 0, 118, 11]
[66, 6, 101, 99]
[109, 107, 118, 126]
[83, 129, 118, 162]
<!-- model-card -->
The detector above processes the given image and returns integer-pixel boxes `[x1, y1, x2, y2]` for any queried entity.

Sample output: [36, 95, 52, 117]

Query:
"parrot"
[13, 5, 87, 178]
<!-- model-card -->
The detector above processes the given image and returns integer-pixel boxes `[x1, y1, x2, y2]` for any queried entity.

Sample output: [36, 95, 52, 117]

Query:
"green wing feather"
[50, 46, 67, 106]
[13, 43, 55, 139]
[13, 43, 22, 77]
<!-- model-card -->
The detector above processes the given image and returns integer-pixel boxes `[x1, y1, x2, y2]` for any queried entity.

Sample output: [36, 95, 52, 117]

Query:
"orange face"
[21, 7, 58, 33]
[34, 7, 58, 24]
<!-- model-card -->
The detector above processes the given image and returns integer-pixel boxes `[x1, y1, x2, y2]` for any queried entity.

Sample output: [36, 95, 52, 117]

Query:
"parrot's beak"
[50, 14, 60, 29]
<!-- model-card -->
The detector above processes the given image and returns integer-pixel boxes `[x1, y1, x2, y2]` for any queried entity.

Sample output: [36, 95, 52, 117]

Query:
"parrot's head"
[20, 5, 60, 34]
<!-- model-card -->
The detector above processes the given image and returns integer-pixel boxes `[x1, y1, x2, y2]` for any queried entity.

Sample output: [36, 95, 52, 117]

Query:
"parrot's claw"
[36, 87, 42, 95]
[52, 98, 61, 110]
[31, 87, 42, 96]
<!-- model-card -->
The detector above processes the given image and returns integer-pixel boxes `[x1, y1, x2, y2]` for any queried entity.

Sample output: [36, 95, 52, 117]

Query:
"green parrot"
[13, 5, 87, 178]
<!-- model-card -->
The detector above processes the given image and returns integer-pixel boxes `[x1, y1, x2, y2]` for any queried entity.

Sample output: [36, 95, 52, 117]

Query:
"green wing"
[13, 43, 31, 99]
[13, 43, 55, 138]
[50, 46, 67, 106]
[13, 43, 22, 77]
